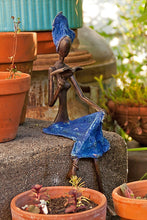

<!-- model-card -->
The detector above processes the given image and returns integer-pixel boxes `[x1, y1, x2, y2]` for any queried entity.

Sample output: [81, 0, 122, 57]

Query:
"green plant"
[120, 183, 147, 199]
[8, 16, 21, 79]
[140, 172, 147, 180]
[65, 176, 90, 213]
[21, 184, 50, 214]
[95, 74, 147, 142]
[95, 73, 147, 106]
[93, 0, 146, 104]
[20, 176, 96, 215]
[92, 0, 147, 142]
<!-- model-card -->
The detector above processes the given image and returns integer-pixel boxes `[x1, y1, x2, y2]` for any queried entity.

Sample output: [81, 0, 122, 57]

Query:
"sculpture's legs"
[66, 157, 79, 179]
[93, 158, 104, 193]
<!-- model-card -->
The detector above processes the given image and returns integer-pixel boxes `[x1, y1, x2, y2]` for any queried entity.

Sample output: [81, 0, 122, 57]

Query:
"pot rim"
[112, 180, 147, 205]
[108, 100, 147, 108]
[0, 71, 31, 94]
[0, 32, 37, 35]
[0, 71, 30, 82]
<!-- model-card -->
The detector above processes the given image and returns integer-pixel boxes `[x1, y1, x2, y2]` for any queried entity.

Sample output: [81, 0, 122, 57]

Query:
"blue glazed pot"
[0, 0, 83, 32]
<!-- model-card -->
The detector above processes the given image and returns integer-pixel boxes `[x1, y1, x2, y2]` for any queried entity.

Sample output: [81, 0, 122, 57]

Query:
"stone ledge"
[0, 118, 127, 219]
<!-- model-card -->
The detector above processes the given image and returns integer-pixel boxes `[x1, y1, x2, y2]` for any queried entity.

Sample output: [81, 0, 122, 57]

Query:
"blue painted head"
[52, 12, 75, 52]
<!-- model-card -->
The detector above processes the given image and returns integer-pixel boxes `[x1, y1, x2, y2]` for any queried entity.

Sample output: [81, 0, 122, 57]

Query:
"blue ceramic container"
[0, 0, 83, 32]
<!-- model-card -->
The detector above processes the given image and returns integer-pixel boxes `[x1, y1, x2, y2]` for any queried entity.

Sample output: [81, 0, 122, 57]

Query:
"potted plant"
[10, 176, 107, 220]
[94, 1, 147, 145]
[107, 74, 146, 146]
[0, 17, 37, 125]
[95, 71, 147, 145]
[0, 17, 35, 142]
[112, 180, 147, 220]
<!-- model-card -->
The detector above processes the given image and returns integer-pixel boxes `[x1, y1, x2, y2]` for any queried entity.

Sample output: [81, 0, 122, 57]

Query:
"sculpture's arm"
[48, 67, 63, 106]
[70, 75, 104, 112]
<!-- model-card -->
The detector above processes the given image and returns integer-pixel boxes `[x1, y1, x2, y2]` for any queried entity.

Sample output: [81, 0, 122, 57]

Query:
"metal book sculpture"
[43, 12, 110, 193]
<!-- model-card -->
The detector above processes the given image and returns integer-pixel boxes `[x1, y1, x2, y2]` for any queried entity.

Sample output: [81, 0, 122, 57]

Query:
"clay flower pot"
[112, 180, 147, 220]
[11, 186, 107, 220]
[0, 32, 37, 67]
[0, 72, 31, 143]
[107, 100, 147, 145]
[0, 32, 37, 124]
[37, 31, 56, 54]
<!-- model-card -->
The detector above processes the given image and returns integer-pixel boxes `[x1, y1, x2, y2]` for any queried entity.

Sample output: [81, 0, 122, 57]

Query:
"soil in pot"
[22, 195, 98, 215]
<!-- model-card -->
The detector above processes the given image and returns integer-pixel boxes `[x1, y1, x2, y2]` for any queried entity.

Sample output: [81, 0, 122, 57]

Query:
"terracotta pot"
[11, 186, 107, 220]
[0, 72, 31, 143]
[0, 32, 37, 124]
[36, 30, 78, 55]
[112, 180, 147, 220]
[0, 32, 37, 63]
[37, 31, 56, 54]
[107, 100, 147, 145]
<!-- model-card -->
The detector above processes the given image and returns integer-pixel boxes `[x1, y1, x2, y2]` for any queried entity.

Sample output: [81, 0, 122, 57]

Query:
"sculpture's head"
[52, 12, 75, 59]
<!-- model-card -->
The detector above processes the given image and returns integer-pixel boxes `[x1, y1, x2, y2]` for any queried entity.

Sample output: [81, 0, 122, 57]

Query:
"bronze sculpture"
[47, 12, 105, 190]
[48, 33, 103, 123]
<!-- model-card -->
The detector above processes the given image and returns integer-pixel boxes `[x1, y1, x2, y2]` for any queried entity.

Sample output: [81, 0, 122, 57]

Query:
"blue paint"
[52, 12, 75, 51]
[43, 112, 110, 159]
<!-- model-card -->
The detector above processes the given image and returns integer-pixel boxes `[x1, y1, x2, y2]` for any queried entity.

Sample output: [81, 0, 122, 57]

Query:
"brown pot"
[107, 100, 147, 145]
[112, 180, 147, 220]
[0, 72, 31, 143]
[11, 186, 107, 220]
[36, 30, 78, 55]
[37, 31, 56, 54]
[0, 32, 37, 124]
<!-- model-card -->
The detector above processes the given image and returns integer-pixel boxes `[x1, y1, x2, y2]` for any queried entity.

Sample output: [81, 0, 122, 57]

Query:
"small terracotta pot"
[107, 100, 147, 145]
[0, 72, 31, 143]
[112, 180, 147, 220]
[0, 32, 37, 63]
[37, 31, 56, 54]
[11, 186, 107, 220]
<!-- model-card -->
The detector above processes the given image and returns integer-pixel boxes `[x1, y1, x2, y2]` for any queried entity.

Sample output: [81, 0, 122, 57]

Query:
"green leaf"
[138, 11, 147, 23]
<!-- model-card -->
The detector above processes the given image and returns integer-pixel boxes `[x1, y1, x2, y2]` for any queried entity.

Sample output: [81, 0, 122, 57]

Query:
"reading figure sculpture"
[44, 12, 110, 198]
[48, 12, 102, 123]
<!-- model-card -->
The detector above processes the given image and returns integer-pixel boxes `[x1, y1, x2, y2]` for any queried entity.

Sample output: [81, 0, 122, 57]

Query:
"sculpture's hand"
[51, 67, 72, 78]
[50, 67, 68, 76]
[60, 69, 73, 80]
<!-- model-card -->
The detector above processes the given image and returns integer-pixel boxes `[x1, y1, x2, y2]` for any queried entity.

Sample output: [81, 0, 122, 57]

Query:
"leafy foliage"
[65, 176, 90, 213]
[93, 0, 146, 141]
[21, 184, 50, 214]
[95, 0, 147, 106]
